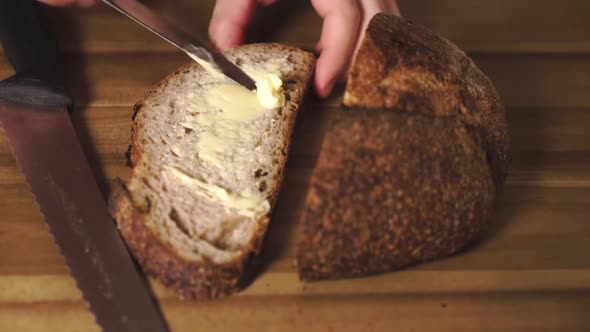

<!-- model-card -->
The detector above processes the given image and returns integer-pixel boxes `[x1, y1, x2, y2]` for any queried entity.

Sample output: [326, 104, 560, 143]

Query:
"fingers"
[209, 0, 260, 51]
[311, 0, 361, 98]
[381, 0, 401, 16]
[37, 0, 94, 7]
[358, 0, 400, 33]
[312, 0, 401, 97]
[389, 0, 401, 16]
[355, 0, 400, 55]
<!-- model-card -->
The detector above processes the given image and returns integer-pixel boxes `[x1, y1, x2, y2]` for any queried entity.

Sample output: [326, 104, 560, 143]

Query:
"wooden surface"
[1, 1, 590, 331]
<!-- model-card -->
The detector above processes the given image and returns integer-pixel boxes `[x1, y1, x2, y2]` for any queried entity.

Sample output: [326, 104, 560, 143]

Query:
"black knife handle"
[0, 0, 70, 107]
[0, 0, 58, 73]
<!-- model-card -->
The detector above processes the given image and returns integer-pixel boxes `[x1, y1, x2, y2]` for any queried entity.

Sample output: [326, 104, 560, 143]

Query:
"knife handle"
[0, 0, 70, 107]
[0, 0, 58, 73]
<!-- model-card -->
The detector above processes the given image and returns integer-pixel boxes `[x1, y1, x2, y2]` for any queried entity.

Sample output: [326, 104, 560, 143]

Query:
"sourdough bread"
[297, 14, 510, 279]
[110, 44, 315, 298]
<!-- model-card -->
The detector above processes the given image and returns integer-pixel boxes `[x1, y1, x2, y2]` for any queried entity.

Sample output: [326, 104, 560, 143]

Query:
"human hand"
[209, 0, 400, 98]
[37, 0, 95, 7]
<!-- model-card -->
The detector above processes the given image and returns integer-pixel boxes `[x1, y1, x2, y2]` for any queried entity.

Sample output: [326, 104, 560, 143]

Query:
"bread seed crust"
[297, 14, 510, 280]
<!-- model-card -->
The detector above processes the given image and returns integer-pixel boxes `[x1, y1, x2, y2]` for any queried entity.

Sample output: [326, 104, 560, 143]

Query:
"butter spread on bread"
[186, 50, 285, 109]
[164, 63, 287, 220]
[110, 44, 315, 299]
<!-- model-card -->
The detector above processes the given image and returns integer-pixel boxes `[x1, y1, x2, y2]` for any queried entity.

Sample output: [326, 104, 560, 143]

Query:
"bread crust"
[110, 43, 315, 298]
[297, 111, 495, 279]
[297, 14, 510, 279]
[110, 179, 260, 298]
[345, 13, 510, 184]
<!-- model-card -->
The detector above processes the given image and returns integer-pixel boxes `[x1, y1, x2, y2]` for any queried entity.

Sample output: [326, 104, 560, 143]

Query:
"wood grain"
[33, 0, 590, 54]
[2, 292, 589, 332]
[0, 1, 589, 331]
[4, 53, 590, 108]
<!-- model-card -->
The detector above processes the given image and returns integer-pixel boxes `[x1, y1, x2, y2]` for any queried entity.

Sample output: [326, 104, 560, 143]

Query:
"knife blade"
[101, 0, 257, 91]
[0, 2, 169, 332]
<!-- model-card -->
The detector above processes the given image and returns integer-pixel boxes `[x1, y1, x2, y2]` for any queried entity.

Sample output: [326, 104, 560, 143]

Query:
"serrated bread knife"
[100, 0, 257, 90]
[0, 1, 169, 331]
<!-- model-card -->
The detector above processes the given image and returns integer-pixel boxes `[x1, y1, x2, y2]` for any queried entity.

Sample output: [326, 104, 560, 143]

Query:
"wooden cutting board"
[1, 1, 590, 331]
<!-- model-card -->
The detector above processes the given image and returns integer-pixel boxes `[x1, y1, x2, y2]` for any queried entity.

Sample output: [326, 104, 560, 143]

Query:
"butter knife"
[101, 0, 257, 90]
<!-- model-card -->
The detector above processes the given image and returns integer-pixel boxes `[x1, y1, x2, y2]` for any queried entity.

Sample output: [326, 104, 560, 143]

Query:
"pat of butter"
[164, 166, 270, 218]
[250, 71, 285, 109]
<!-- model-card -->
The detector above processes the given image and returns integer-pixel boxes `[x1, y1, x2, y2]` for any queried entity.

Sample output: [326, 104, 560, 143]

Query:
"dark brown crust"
[297, 14, 510, 280]
[297, 111, 495, 279]
[345, 14, 510, 184]
[110, 44, 315, 298]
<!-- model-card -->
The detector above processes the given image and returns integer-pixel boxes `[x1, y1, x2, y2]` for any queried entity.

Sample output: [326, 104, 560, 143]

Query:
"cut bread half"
[296, 14, 510, 280]
[110, 44, 315, 298]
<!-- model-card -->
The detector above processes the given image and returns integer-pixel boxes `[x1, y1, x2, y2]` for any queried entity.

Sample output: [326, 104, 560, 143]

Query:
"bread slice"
[297, 14, 510, 279]
[110, 44, 315, 298]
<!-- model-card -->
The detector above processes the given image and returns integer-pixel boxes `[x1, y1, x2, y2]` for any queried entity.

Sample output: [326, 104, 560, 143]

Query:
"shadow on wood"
[48, 8, 111, 199]
[240, 99, 334, 287]
[471, 106, 554, 252]
[245, 0, 315, 49]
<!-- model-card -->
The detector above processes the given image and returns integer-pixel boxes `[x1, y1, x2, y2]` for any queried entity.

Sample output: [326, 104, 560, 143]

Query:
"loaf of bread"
[109, 44, 315, 298]
[296, 14, 510, 279]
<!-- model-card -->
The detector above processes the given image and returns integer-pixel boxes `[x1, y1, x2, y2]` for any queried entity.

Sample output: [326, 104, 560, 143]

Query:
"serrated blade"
[0, 99, 169, 332]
